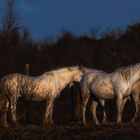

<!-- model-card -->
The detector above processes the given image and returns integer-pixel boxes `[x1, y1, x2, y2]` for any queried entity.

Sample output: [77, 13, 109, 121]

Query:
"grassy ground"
[0, 122, 140, 140]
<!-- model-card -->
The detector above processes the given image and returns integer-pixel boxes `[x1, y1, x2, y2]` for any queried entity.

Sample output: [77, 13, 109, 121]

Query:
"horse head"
[67, 66, 84, 82]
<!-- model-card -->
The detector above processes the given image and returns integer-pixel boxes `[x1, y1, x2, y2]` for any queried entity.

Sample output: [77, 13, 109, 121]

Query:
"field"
[0, 122, 140, 140]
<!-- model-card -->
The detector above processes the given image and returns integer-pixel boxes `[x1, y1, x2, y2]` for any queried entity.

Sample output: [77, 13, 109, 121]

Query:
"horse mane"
[43, 66, 80, 76]
[82, 67, 105, 74]
[116, 63, 140, 73]
[116, 63, 140, 81]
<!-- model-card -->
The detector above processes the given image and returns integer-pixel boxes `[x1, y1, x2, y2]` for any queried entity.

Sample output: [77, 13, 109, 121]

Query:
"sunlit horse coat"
[81, 70, 140, 125]
[80, 63, 140, 125]
[0, 66, 83, 127]
[91, 80, 140, 124]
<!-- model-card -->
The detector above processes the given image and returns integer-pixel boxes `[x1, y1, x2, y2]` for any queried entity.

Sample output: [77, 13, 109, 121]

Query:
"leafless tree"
[21, 26, 32, 47]
[1, 0, 21, 48]
[2, 0, 19, 34]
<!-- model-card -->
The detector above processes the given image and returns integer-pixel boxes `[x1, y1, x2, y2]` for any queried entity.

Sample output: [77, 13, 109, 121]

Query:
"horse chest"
[114, 80, 130, 94]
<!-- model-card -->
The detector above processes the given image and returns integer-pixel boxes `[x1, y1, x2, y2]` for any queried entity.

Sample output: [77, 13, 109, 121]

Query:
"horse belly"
[25, 93, 47, 101]
[91, 82, 114, 99]
[25, 84, 56, 101]
[25, 88, 48, 101]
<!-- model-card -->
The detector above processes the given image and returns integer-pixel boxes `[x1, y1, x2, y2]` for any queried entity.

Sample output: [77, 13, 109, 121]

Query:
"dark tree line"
[0, 1, 140, 76]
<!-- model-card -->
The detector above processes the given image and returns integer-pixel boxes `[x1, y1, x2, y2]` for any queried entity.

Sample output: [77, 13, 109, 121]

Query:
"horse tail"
[0, 77, 9, 110]
[0, 78, 6, 115]
[0, 78, 4, 100]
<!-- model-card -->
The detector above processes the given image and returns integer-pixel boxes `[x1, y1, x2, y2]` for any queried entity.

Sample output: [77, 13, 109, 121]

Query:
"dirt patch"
[0, 122, 140, 140]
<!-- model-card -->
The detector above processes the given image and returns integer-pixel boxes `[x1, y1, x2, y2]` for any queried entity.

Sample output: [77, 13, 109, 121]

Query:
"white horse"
[80, 68, 109, 125]
[88, 79, 140, 125]
[81, 68, 140, 125]
[0, 66, 83, 127]
[80, 63, 140, 125]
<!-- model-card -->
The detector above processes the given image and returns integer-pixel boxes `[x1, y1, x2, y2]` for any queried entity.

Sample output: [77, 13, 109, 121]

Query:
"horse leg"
[99, 99, 107, 124]
[116, 94, 127, 124]
[82, 90, 90, 126]
[91, 101, 99, 125]
[120, 97, 127, 122]
[131, 93, 140, 122]
[116, 94, 123, 124]
[48, 102, 54, 125]
[43, 98, 54, 126]
[0, 98, 9, 128]
[10, 97, 19, 125]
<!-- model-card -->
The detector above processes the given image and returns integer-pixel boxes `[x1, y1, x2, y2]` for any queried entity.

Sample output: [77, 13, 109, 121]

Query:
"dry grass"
[0, 122, 140, 140]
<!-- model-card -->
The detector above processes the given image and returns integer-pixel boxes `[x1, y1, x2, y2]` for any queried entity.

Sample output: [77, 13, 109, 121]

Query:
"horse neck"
[124, 65, 140, 85]
[130, 70, 140, 85]
[56, 70, 75, 90]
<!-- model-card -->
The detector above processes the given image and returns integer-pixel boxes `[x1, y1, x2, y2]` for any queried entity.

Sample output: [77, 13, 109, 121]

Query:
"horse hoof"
[2, 124, 9, 128]
[11, 122, 21, 128]
[102, 120, 109, 125]
[94, 121, 100, 125]
[83, 122, 88, 127]
[49, 123, 55, 129]
[116, 121, 122, 125]
[130, 118, 136, 123]
[42, 122, 55, 129]
[95, 122, 100, 125]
